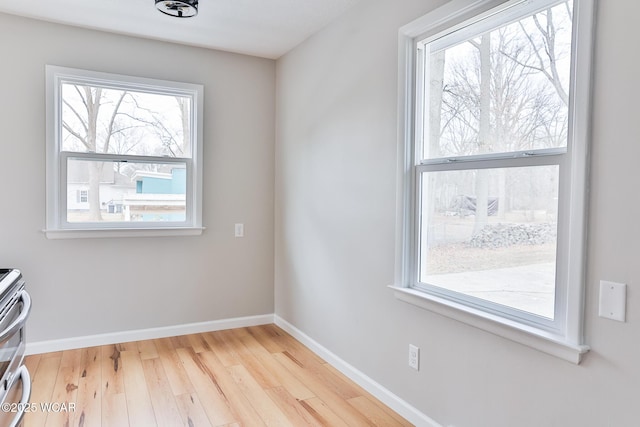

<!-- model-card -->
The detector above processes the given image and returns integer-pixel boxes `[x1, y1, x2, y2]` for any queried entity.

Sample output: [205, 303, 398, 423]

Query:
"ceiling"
[0, 0, 361, 59]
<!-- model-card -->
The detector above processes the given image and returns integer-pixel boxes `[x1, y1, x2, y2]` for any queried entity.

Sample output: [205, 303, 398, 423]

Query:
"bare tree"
[62, 85, 193, 222]
[431, 3, 572, 233]
[62, 85, 126, 220]
[515, 6, 572, 106]
[120, 95, 191, 158]
[475, 35, 491, 234]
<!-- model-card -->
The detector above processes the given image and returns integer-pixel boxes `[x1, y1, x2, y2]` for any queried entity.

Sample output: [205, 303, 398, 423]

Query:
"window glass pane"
[66, 158, 186, 223]
[419, 165, 559, 318]
[61, 84, 192, 158]
[422, 1, 573, 159]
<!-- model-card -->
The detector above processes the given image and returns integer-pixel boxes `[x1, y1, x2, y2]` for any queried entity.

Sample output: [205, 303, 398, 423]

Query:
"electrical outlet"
[234, 223, 244, 237]
[408, 344, 420, 370]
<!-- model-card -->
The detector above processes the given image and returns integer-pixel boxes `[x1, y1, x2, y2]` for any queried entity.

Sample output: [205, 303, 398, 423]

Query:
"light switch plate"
[599, 281, 626, 322]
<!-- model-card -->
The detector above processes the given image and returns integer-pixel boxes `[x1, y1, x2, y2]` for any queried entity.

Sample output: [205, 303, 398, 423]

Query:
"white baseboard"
[26, 313, 275, 355]
[274, 315, 441, 427]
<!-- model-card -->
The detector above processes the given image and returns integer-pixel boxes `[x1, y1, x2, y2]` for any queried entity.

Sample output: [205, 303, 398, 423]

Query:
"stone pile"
[469, 223, 556, 248]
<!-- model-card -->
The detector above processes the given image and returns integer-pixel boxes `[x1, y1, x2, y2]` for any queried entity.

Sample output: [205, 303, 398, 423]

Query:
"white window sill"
[389, 285, 589, 364]
[43, 227, 205, 239]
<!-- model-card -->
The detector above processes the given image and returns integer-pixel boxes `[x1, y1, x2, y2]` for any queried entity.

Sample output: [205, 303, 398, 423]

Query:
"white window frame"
[45, 66, 204, 239]
[391, 0, 594, 363]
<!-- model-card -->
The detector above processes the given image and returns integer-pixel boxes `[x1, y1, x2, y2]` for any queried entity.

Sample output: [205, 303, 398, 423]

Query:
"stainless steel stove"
[0, 269, 31, 427]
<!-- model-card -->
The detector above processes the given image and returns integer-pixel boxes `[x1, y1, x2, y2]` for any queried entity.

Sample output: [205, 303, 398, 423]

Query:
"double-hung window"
[45, 66, 204, 238]
[393, 0, 594, 363]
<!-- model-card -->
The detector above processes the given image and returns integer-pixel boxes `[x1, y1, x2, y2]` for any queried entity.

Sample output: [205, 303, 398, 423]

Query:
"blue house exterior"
[134, 168, 186, 222]
[136, 168, 186, 195]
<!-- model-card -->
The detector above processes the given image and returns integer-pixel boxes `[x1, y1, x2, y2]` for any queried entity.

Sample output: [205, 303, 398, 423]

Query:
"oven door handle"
[0, 290, 31, 343]
[6, 365, 31, 427]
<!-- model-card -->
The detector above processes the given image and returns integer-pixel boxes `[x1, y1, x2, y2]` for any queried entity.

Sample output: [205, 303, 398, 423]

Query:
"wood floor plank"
[40, 351, 63, 360]
[120, 350, 157, 426]
[279, 347, 362, 401]
[24, 354, 42, 376]
[321, 362, 412, 426]
[201, 331, 242, 367]
[273, 352, 375, 427]
[44, 348, 82, 427]
[246, 325, 286, 354]
[266, 386, 323, 427]
[100, 344, 128, 426]
[24, 326, 412, 427]
[137, 339, 159, 360]
[348, 395, 409, 427]
[269, 327, 326, 366]
[153, 337, 175, 353]
[24, 352, 62, 427]
[101, 393, 129, 427]
[224, 329, 280, 389]
[117, 341, 137, 352]
[218, 329, 261, 368]
[323, 363, 370, 396]
[156, 347, 195, 396]
[175, 347, 237, 425]
[74, 346, 102, 427]
[196, 350, 267, 426]
[227, 364, 295, 427]
[101, 344, 125, 396]
[188, 333, 211, 353]
[170, 335, 192, 350]
[298, 397, 351, 427]
[141, 358, 183, 427]
[175, 393, 212, 427]
[235, 328, 315, 400]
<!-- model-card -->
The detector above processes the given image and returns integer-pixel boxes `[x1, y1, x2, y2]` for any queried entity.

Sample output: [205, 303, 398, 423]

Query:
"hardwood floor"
[20, 325, 413, 426]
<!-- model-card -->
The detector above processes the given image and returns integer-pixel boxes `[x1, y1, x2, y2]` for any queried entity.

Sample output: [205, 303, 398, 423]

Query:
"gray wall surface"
[275, 0, 640, 425]
[0, 13, 276, 342]
[2, 0, 638, 425]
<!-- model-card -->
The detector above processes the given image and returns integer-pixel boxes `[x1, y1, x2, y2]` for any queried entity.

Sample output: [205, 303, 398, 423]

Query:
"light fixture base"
[155, 0, 198, 18]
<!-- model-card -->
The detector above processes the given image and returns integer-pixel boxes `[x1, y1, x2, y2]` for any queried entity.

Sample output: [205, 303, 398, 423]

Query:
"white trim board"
[274, 315, 441, 427]
[26, 314, 275, 355]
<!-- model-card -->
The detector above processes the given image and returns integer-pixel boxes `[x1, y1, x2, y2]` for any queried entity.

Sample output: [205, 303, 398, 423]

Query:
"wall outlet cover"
[408, 344, 420, 370]
[598, 280, 626, 322]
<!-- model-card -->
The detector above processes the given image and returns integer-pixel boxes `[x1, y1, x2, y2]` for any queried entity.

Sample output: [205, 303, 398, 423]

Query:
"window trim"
[45, 65, 205, 239]
[392, 0, 594, 363]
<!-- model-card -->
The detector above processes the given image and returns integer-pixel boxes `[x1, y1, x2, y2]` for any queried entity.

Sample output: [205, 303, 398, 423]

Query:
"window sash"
[414, 0, 573, 162]
[58, 83, 195, 158]
[56, 75, 197, 102]
[46, 65, 204, 236]
[60, 151, 191, 164]
[393, 0, 594, 362]
[420, 0, 565, 53]
[408, 0, 574, 331]
[59, 153, 192, 229]
[416, 148, 566, 171]
[411, 156, 567, 331]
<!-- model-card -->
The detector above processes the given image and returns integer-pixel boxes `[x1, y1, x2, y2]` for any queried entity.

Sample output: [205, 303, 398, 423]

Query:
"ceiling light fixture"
[155, 0, 198, 18]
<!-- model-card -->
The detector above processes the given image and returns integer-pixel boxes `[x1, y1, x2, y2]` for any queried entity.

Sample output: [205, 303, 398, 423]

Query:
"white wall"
[275, 0, 640, 425]
[0, 13, 275, 342]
